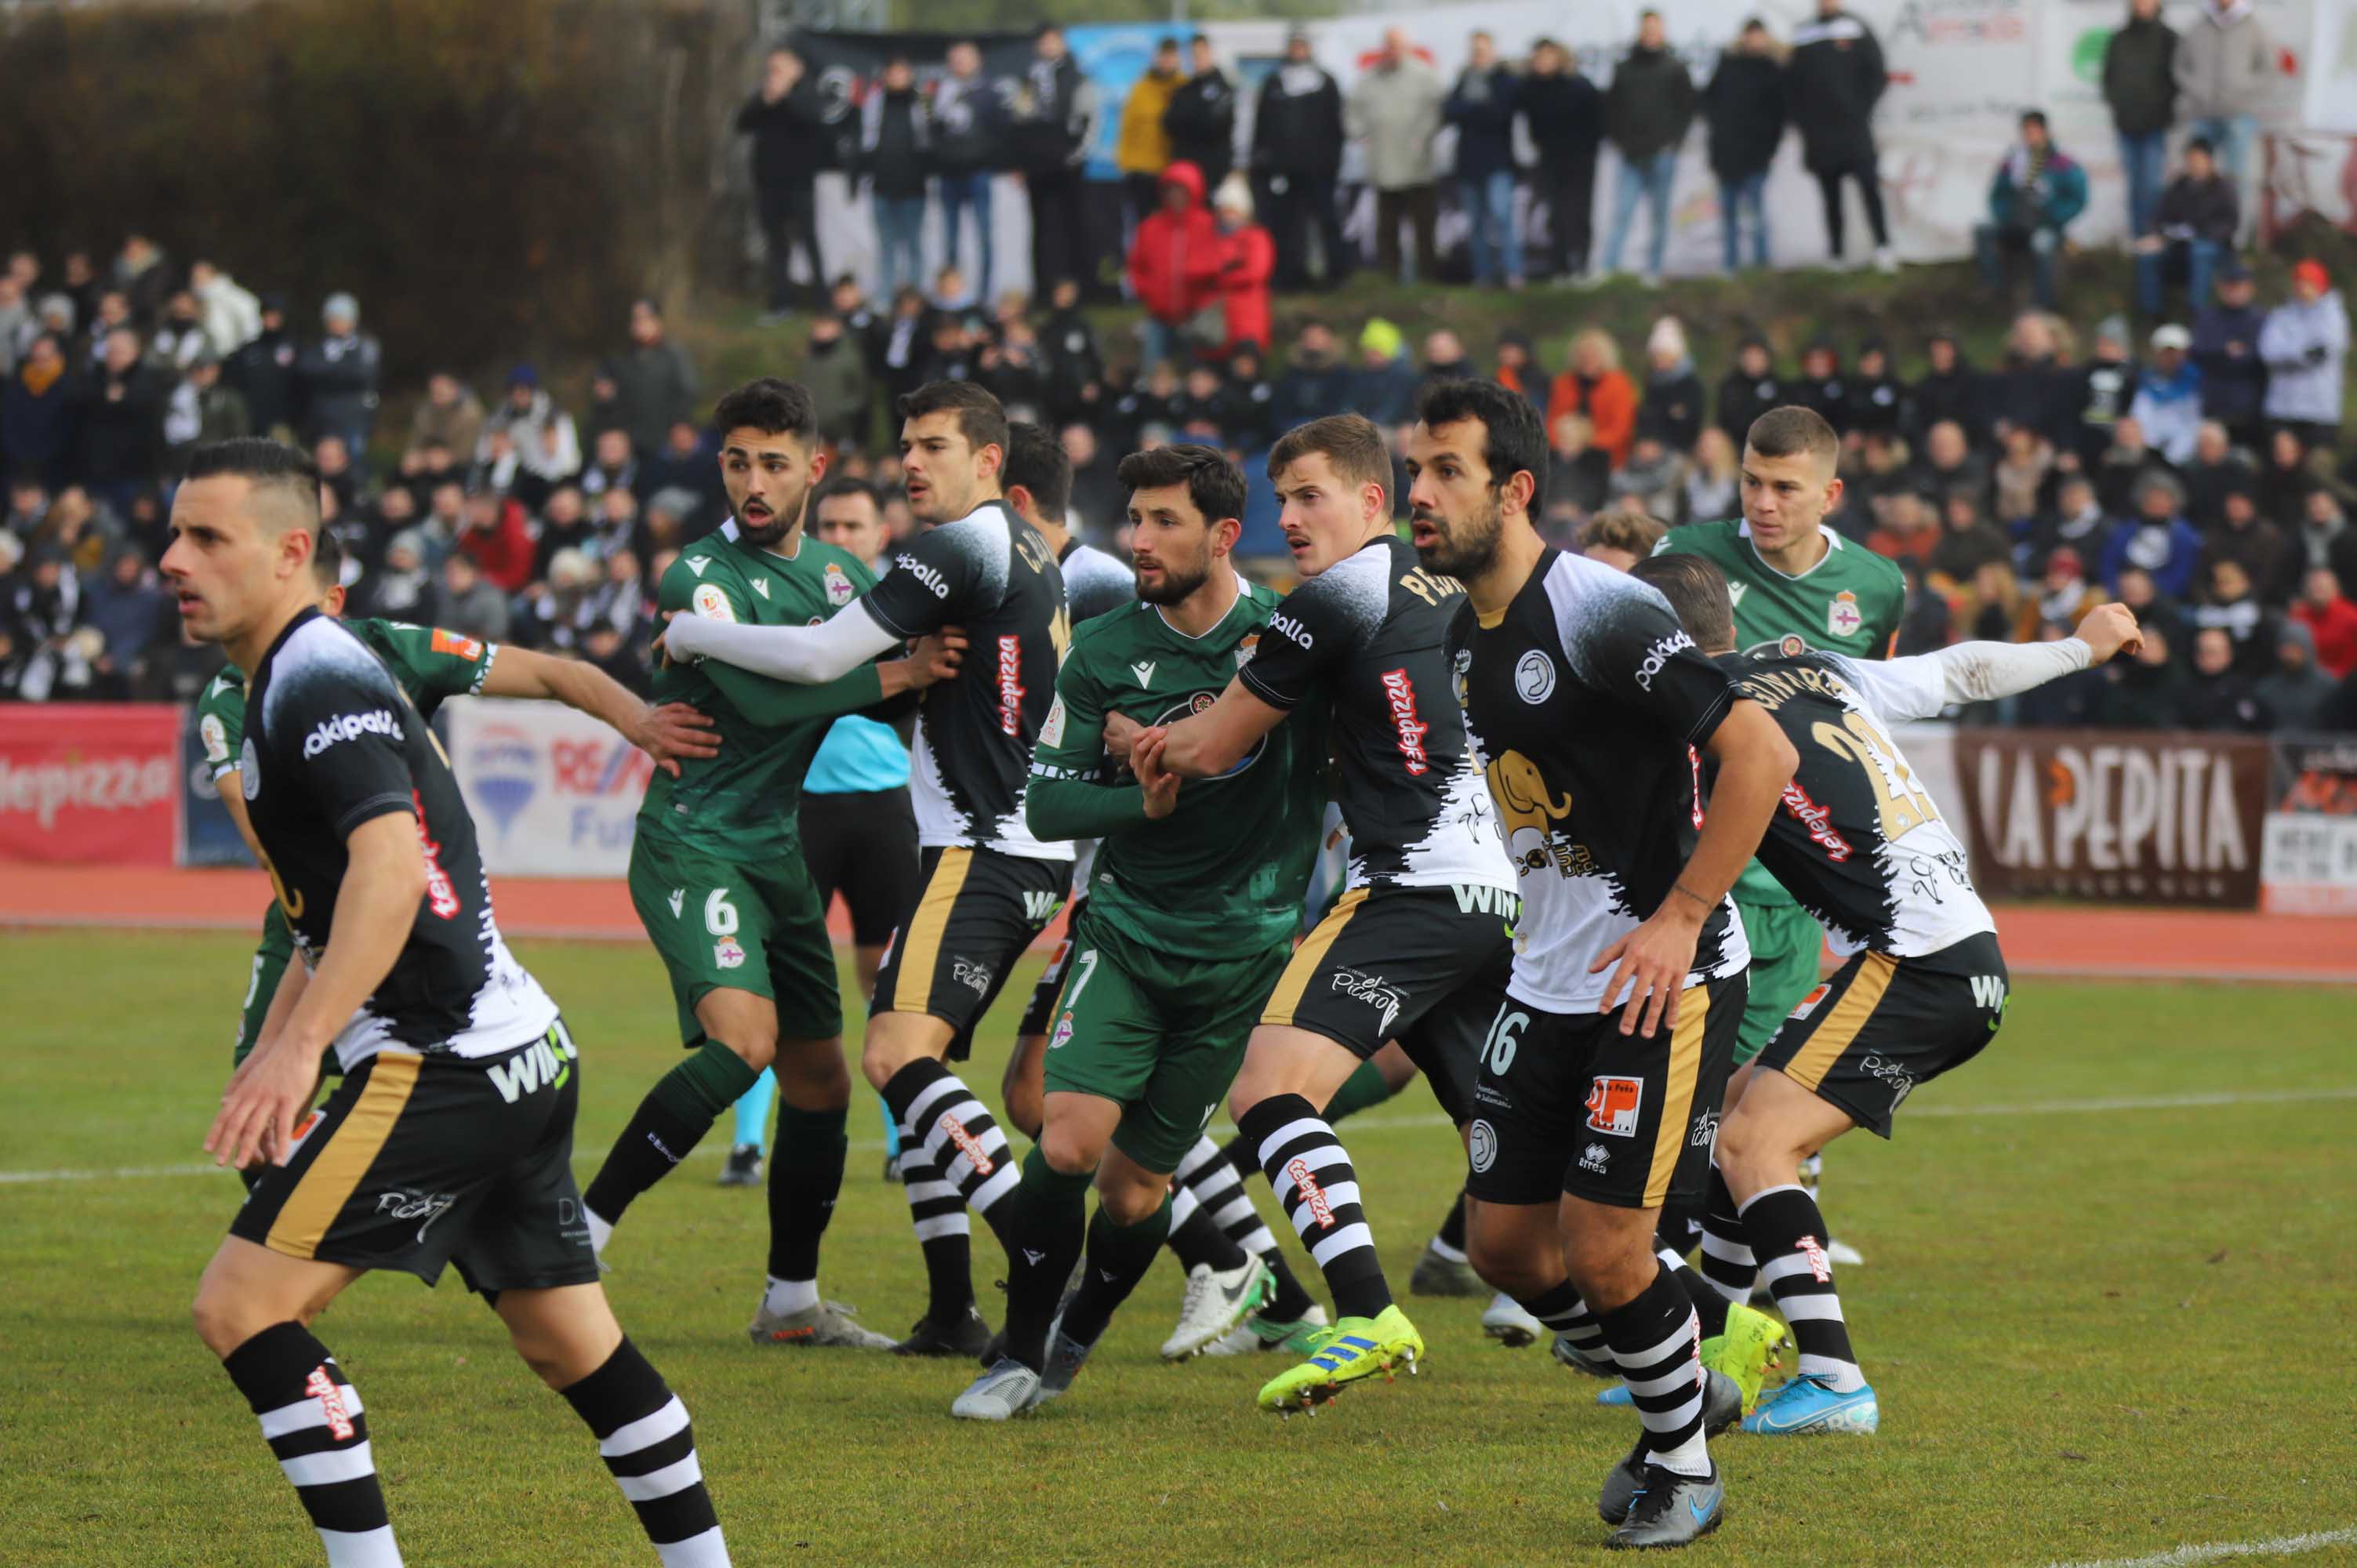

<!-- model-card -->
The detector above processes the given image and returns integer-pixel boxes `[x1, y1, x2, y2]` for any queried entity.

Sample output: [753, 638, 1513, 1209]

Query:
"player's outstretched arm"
[1848, 604, 2139, 724]
[207, 813, 427, 1171]
[480, 644, 719, 778]
[1136, 677, 1287, 779]
[662, 597, 902, 684]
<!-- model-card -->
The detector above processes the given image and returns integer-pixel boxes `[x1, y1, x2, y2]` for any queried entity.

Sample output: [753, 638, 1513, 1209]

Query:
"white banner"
[443, 697, 651, 878]
[2261, 811, 2357, 913]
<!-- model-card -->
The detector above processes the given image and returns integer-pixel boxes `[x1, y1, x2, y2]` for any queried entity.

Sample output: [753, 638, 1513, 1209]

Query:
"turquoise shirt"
[806, 715, 911, 795]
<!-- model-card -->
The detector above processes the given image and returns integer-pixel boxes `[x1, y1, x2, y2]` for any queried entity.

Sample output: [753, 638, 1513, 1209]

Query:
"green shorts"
[1736, 898, 1825, 1067]
[629, 829, 842, 1047]
[233, 902, 298, 1066]
[1041, 912, 1289, 1174]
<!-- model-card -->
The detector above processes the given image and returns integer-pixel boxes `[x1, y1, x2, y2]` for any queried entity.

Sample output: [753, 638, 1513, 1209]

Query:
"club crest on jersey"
[1585, 1075, 1643, 1137]
[241, 735, 262, 799]
[1779, 633, 1807, 657]
[714, 938, 746, 969]
[200, 712, 230, 765]
[823, 562, 855, 605]
[1038, 695, 1068, 749]
[692, 583, 735, 622]
[1514, 648, 1555, 703]
[1468, 1118, 1498, 1174]
[1234, 632, 1259, 669]
[1049, 1011, 1074, 1050]
[1829, 590, 1862, 637]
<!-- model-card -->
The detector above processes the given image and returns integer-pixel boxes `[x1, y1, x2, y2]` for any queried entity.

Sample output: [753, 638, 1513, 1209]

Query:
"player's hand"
[2074, 602, 2142, 664]
[909, 626, 968, 688]
[1127, 724, 1171, 780]
[1136, 735, 1182, 819]
[1102, 710, 1146, 760]
[1590, 902, 1705, 1039]
[634, 702, 720, 776]
[205, 1040, 318, 1171]
[651, 609, 683, 670]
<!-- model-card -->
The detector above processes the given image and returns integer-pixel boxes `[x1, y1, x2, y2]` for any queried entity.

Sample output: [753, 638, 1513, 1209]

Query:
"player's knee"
[1039, 1122, 1102, 1180]
[1713, 1105, 1781, 1187]
[715, 1031, 777, 1073]
[190, 1285, 246, 1358]
[1465, 1232, 1550, 1300]
[772, 1038, 851, 1111]
[1095, 1173, 1166, 1226]
[859, 1036, 907, 1092]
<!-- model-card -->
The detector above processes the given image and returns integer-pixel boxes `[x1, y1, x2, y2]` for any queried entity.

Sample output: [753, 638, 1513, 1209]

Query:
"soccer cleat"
[719, 1143, 764, 1187]
[1408, 1245, 1484, 1298]
[1553, 1333, 1617, 1378]
[1255, 1305, 1423, 1413]
[892, 1305, 992, 1359]
[1596, 1376, 1743, 1524]
[950, 1358, 1042, 1421]
[1204, 1304, 1330, 1357]
[1480, 1292, 1545, 1348]
[1160, 1257, 1272, 1360]
[1033, 1319, 1097, 1406]
[1741, 1373, 1879, 1436]
[1827, 1238, 1866, 1267]
[1596, 1367, 1741, 1435]
[1607, 1462, 1724, 1549]
[748, 1299, 895, 1349]
[1701, 1302, 1787, 1414]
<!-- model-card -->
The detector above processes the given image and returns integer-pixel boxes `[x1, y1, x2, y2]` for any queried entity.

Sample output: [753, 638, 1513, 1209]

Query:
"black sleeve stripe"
[1685, 684, 1738, 748]
[863, 597, 921, 641]
[1235, 660, 1300, 711]
[332, 793, 419, 839]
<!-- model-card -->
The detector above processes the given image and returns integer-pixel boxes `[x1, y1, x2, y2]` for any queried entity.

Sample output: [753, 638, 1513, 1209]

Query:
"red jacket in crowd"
[1216, 220, 1274, 356]
[1127, 161, 1223, 328]
[2293, 592, 2357, 681]
[458, 497, 537, 593]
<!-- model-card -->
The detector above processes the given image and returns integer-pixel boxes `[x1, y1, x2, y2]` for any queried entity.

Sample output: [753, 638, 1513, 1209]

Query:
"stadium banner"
[441, 697, 651, 878]
[1952, 728, 2268, 908]
[180, 706, 255, 869]
[0, 703, 181, 867]
[2259, 731, 2357, 915]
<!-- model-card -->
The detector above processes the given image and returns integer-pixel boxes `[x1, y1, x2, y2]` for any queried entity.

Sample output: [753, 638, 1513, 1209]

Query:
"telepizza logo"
[1287, 1157, 1336, 1229]
[412, 791, 461, 920]
[996, 635, 1025, 736]
[1381, 668, 1431, 776]
[1585, 1075, 1644, 1137]
[1780, 779, 1854, 861]
[939, 1112, 995, 1177]
[1796, 1233, 1832, 1283]
[303, 1367, 356, 1442]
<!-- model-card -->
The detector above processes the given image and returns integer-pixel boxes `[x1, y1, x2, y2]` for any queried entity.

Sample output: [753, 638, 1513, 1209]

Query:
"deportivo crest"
[1829, 590, 1862, 637]
[714, 938, 746, 969]
[1585, 1075, 1643, 1137]
[1049, 1011, 1075, 1050]
[1515, 648, 1556, 704]
[823, 562, 855, 606]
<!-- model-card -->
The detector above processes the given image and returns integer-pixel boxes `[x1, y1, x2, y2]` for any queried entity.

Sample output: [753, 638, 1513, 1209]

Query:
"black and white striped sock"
[1597, 1265, 1712, 1478]
[1237, 1095, 1391, 1322]
[884, 1059, 1020, 1238]
[559, 1339, 727, 1566]
[895, 1137, 975, 1323]
[221, 1322, 398, 1567]
[1740, 1182, 1865, 1392]
[1697, 1162, 1756, 1305]
[1519, 1279, 1608, 1365]
[1170, 1134, 1320, 1322]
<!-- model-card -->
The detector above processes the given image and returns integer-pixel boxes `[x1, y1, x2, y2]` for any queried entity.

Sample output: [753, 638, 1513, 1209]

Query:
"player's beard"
[736, 482, 806, 550]
[1135, 550, 1212, 606]
[1414, 494, 1503, 580]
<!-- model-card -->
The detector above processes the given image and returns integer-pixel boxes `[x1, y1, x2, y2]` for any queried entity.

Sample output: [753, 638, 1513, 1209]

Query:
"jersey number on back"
[1810, 709, 1938, 842]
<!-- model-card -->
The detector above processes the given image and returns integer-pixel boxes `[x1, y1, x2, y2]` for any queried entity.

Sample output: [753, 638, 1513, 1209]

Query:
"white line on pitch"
[5, 1085, 2352, 1188]
[2045, 1525, 2357, 1568]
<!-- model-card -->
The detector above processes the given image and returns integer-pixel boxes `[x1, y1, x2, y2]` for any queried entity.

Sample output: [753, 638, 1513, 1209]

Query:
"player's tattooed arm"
[481, 644, 721, 778]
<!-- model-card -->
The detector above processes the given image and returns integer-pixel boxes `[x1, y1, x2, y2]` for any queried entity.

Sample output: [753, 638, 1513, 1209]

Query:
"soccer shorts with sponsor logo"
[234, 902, 299, 1067]
[1017, 895, 1090, 1039]
[229, 1023, 601, 1294]
[1734, 897, 1823, 1067]
[1041, 912, 1290, 1174]
[1258, 884, 1518, 1127]
[800, 786, 923, 949]
[873, 846, 1070, 1061]
[629, 828, 842, 1047]
[1465, 972, 1746, 1210]
[1759, 931, 2008, 1138]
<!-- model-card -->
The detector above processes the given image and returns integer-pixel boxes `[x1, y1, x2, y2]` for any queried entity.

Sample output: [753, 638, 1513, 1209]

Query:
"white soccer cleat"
[951, 1358, 1044, 1421]
[1827, 1238, 1866, 1267]
[1480, 1292, 1545, 1348]
[1160, 1257, 1272, 1360]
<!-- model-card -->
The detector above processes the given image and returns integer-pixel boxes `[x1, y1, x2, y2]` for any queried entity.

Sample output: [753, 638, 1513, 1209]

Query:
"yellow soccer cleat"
[1255, 1305, 1425, 1414]
[1701, 1300, 1788, 1415]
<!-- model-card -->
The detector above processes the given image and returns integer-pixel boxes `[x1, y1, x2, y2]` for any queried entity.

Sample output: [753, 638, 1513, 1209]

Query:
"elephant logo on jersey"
[823, 563, 855, 606]
[1829, 590, 1862, 637]
[1487, 750, 1588, 877]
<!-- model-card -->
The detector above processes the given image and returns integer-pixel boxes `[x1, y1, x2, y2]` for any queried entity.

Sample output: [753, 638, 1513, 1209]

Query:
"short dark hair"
[1117, 443, 1246, 526]
[1745, 405, 1839, 466]
[812, 475, 884, 516]
[311, 524, 346, 589]
[1268, 412, 1391, 497]
[2020, 109, 2048, 131]
[1003, 420, 1074, 522]
[1629, 553, 1735, 652]
[1415, 378, 1549, 514]
[183, 438, 323, 532]
[2187, 135, 2214, 156]
[897, 379, 1010, 457]
[713, 377, 819, 442]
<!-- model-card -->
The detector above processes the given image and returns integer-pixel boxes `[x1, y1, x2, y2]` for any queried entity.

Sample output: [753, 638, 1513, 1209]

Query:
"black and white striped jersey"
[1720, 641, 1996, 959]
[1238, 535, 1513, 895]
[1450, 550, 1749, 1013]
[241, 609, 556, 1071]
[862, 499, 1072, 862]
[1057, 535, 1135, 895]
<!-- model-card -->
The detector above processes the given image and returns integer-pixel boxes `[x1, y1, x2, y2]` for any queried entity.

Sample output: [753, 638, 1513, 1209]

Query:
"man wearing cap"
[296, 293, 380, 456]
[2135, 137, 2237, 319]
[2258, 261, 2348, 451]
[2129, 325, 2204, 465]
[2192, 257, 2268, 448]
[1251, 27, 1348, 291]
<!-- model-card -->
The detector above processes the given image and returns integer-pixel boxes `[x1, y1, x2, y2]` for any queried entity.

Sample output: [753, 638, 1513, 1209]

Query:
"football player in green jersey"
[951, 445, 1330, 1419]
[580, 378, 964, 1351]
[1654, 406, 1904, 1265]
[201, 529, 718, 1186]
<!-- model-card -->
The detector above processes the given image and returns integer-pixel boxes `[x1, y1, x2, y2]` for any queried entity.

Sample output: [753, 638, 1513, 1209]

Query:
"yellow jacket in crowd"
[1117, 67, 1184, 176]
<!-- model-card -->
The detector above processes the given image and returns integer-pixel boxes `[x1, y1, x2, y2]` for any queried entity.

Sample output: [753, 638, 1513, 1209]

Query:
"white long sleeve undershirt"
[662, 600, 901, 684]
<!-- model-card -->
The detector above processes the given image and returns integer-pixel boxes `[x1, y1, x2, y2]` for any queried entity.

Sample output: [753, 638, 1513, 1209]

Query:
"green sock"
[1324, 1059, 1395, 1125]
[767, 1102, 848, 1281]
[1006, 1145, 1096, 1369]
[652, 1039, 763, 1123]
[1061, 1191, 1173, 1347]
[586, 1040, 760, 1222]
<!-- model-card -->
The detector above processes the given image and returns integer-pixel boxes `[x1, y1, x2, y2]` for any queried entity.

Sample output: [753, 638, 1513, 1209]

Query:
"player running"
[1408, 380, 1796, 1549]
[1132, 412, 1520, 1412]
[1654, 407, 1905, 1265]
[172, 438, 730, 1566]
[952, 445, 1330, 1418]
[580, 379, 961, 1352]
[1629, 553, 2142, 1437]
[200, 532, 716, 1128]
[659, 381, 1073, 1359]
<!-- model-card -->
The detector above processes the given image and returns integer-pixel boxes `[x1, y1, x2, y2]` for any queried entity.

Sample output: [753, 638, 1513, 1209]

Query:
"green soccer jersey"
[1026, 581, 1327, 958]
[1658, 518, 1906, 907]
[637, 521, 895, 858]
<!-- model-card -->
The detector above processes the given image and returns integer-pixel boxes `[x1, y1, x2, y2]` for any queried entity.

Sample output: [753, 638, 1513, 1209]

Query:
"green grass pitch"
[2, 931, 2350, 1566]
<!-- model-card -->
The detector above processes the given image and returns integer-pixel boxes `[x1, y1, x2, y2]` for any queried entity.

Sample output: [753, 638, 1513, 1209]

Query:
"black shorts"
[1465, 973, 1746, 1210]
[1760, 931, 2008, 1138]
[872, 846, 1070, 1062]
[1016, 894, 1088, 1039]
[230, 1022, 599, 1294]
[1259, 884, 1518, 1127]
[799, 787, 922, 949]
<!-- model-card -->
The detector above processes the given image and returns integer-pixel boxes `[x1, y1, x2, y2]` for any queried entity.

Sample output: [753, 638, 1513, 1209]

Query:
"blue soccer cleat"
[1740, 1373, 1879, 1436]
[1597, 1381, 1632, 1406]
